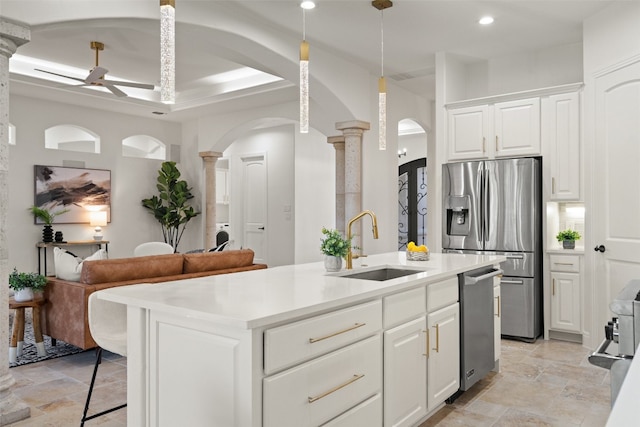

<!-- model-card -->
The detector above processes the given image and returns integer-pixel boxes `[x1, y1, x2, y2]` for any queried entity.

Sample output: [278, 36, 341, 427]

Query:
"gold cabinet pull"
[495, 135, 499, 152]
[433, 324, 440, 353]
[552, 177, 556, 194]
[552, 279, 556, 296]
[495, 295, 501, 317]
[423, 329, 430, 357]
[308, 374, 364, 403]
[309, 323, 366, 343]
[482, 137, 486, 153]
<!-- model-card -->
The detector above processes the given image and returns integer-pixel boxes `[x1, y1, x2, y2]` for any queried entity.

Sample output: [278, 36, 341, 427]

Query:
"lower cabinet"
[426, 303, 460, 413]
[549, 254, 581, 334]
[383, 316, 428, 427]
[263, 335, 382, 427]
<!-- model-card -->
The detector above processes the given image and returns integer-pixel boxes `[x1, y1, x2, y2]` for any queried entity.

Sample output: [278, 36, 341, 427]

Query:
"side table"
[9, 296, 47, 363]
[36, 240, 109, 275]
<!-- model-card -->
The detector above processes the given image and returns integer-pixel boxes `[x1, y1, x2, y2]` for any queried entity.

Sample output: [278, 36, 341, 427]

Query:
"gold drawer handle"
[308, 374, 365, 403]
[495, 295, 500, 317]
[433, 324, 440, 353]
[309, 323, 366, 344]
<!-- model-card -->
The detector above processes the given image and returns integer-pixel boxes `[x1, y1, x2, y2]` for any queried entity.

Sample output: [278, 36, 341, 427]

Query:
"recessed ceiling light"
[479, 16, 494, 25]
[301, 1, 315, 10]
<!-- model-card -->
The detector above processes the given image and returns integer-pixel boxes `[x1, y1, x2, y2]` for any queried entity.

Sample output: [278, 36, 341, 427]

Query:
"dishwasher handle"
[464, 268, 503, 285]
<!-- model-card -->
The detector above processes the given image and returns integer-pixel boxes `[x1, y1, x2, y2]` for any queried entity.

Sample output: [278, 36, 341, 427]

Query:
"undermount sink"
[335, 267, 424, 282]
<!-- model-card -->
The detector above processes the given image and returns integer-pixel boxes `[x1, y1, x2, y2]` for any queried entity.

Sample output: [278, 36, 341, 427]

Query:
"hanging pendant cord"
[380, 9, 384, 77]
[303, 9, 306, 41]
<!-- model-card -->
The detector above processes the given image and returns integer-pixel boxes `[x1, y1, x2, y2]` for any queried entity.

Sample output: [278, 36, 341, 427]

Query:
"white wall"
[224, 124, 296, 267]
[8, 94, 186, 273]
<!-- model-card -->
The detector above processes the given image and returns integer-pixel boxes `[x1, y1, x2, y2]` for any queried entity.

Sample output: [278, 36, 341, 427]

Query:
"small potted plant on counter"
[9, 268, 47, 302]
[556, 229, 581, 250]
[320, 227, 352, 272]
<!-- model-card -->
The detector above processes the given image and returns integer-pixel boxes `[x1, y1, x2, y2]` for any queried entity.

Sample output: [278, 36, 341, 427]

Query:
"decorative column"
[0, 18, 31, 424]
[199, 151, 223, 251]
[335, 120, 370, 252]
[327, 136, 345, 235]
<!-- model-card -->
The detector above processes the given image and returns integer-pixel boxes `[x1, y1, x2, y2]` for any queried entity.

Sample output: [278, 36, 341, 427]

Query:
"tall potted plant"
[141, 161, 200, 252]
[29, 205, 70, 242]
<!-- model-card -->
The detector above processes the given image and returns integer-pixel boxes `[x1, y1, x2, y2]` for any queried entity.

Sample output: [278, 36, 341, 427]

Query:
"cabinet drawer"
[383, 286, 426, 328]
[264, 300, 382, 374]
[427, 277, 459, 312]
[549, 255, 580, 273]
[321, 393, 382, 427]
[263, 335, 382, 427]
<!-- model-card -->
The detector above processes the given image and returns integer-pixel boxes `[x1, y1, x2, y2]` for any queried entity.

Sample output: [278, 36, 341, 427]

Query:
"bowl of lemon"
[406, 241, 429, 261]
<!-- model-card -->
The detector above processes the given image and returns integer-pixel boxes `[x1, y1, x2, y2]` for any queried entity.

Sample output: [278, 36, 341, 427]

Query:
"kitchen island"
[94, 251, 505, 427]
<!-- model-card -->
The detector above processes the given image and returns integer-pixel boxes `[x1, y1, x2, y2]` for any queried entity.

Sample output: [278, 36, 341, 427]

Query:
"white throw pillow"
[53, 247, 108, 281]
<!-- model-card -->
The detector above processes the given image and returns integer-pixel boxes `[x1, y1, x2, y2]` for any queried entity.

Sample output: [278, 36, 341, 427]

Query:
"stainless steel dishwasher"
[458, 266, 503, 392]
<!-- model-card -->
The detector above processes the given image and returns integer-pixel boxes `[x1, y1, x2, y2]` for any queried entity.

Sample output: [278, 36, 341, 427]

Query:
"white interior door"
[592, 59, 640, 341]
[242, 155, 267, 264]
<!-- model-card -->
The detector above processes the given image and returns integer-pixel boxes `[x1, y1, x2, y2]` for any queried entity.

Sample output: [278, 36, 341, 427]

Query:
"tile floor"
[7, 338, 611, 426]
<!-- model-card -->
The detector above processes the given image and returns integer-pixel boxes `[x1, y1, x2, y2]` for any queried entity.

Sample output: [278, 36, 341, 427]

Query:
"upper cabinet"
[447, 105, 490, 160]
[493, 98, 541, 158]
[543, 92, 581, 201]
[447, 98, 541, 161]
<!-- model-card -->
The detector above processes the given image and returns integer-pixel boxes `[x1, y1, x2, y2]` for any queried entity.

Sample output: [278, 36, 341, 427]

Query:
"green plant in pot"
[320, 227, 352, 272]
[9, 268, 47, 302]
[141, 161, 200, 252]
[556, 229, 581, 249]
[29, 205, 70, 243]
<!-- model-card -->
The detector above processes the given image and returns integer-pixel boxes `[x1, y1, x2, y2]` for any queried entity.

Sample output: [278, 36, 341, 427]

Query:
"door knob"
[258, 227, 265, 230]
[594, 245, 606, 253]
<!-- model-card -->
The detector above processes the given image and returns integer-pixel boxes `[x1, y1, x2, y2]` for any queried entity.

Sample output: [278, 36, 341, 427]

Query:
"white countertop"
[95, 251, 505, 329]
[607, 351, 640, 426]
[546, 246, 585, 254]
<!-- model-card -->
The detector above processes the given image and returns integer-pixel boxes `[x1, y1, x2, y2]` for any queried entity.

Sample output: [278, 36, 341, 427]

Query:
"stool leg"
[9, 309, 19, 364]
[80, 347, 127, 426]
[15, 308, 25, 358]
[32, 306, 47, 357]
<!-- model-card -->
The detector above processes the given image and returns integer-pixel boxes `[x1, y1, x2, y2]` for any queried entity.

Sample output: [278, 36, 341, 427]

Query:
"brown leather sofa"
[42, 249, 267, 349]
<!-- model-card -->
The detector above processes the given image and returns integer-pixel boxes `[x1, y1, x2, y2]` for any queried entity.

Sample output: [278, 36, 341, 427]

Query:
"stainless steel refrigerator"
[442, 157, 542, 341]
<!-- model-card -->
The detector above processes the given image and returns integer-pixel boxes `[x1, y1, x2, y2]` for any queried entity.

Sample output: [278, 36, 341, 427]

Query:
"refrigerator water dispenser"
[446, 196, 471, 236]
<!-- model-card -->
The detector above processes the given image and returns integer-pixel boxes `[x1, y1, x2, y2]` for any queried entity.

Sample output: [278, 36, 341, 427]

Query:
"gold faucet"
[346, 210, 379, 269]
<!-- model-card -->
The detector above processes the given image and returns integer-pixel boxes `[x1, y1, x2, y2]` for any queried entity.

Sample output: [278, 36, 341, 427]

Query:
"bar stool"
[9, 295, 47, 363]
[80, 292, 127, 426]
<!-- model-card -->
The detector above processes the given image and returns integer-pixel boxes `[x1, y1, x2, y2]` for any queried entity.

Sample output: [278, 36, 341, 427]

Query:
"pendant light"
[373, 0, 392, 150]
[160, 0, 175, 104]
[300, 1, 315, 133]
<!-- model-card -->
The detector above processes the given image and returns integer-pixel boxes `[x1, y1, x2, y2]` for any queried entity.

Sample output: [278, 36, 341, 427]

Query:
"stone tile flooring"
[7, 338, 611, 426]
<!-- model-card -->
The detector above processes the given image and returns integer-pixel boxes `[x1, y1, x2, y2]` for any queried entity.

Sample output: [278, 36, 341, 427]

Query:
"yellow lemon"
[417, 245, 428, 253]
[407, 241, 416, 251]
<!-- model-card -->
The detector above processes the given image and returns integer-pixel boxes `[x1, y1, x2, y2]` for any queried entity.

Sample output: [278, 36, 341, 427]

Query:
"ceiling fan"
[35, 41, 155, 98]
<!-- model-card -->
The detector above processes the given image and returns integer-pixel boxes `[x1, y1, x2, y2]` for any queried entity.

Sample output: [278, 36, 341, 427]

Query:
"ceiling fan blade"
[35, 69, 86, 83]
[85, 66, 108, 84]
[105, 85, 128, 97]
[100, 79, 155, 90]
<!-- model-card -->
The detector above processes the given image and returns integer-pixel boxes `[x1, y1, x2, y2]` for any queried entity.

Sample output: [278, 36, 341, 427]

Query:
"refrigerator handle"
[484, 167, 490, 242]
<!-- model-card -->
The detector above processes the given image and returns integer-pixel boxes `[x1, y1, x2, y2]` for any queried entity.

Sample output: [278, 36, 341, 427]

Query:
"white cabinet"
[447, 105, 490, 160]
[216, 169, 229, 204]
[426, 303, 460, 413]
[263, 335, 382, 427]
[549, 254, 581, 333]
[493, 97, 541, 158]
[544, 92, 581, 200]
[383, 317, 427, 427]
[447, 97, 541, 161]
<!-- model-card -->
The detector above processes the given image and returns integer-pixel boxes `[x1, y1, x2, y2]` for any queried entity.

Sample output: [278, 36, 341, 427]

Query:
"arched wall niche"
[122, 135, 167, 160]
[44, 124, 100, 154]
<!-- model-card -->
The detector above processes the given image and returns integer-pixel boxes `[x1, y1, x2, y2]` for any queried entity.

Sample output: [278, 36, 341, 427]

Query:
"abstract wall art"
[34, 165, 111, 224]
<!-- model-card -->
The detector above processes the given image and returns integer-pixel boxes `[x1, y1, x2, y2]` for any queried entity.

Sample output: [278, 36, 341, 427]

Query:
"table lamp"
[90, 211, 108, 241]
